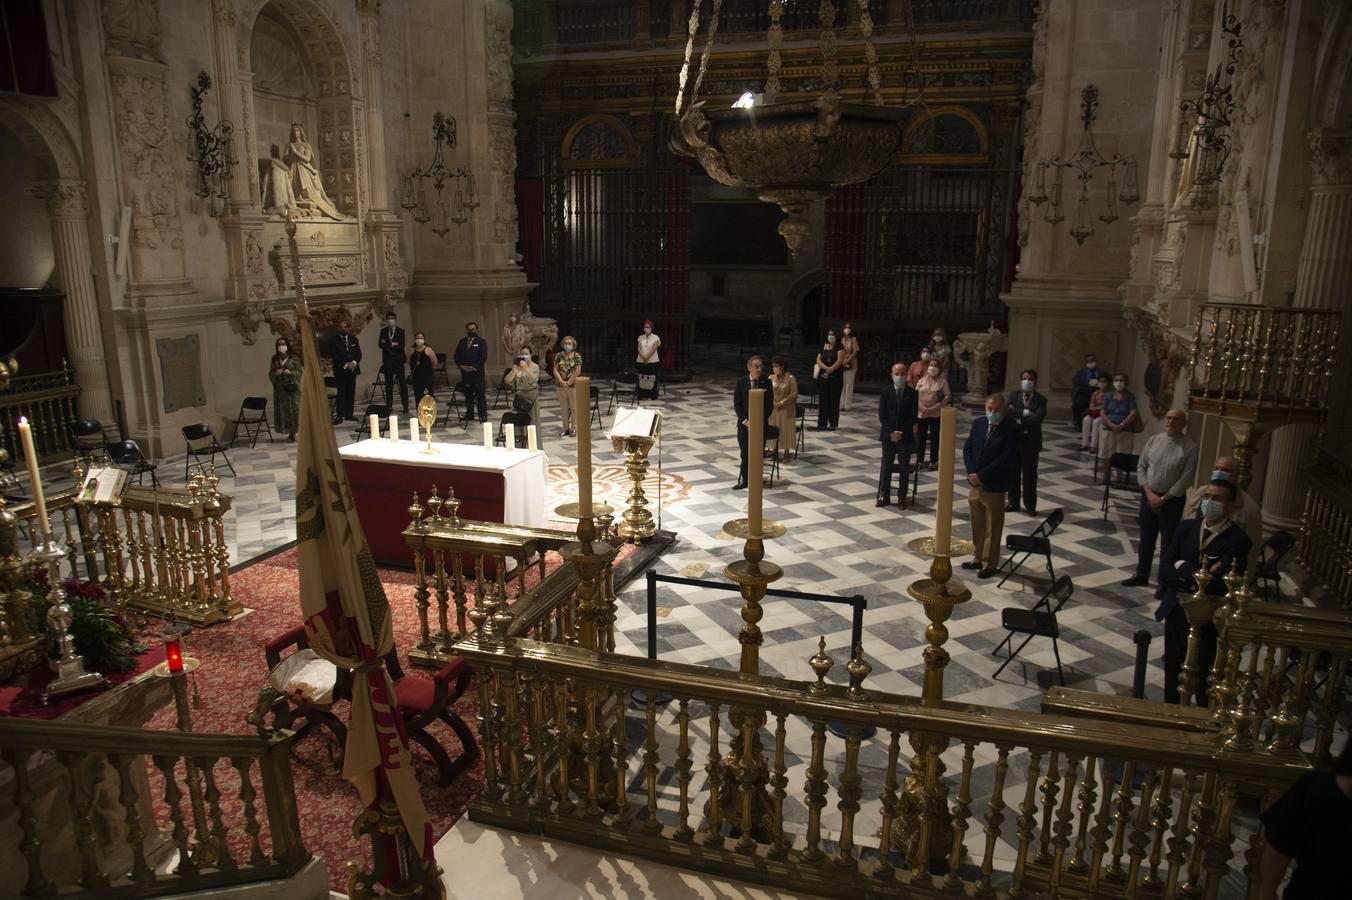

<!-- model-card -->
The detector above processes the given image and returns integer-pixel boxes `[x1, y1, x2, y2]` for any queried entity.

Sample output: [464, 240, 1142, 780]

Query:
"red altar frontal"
[339, 439, 549, 567]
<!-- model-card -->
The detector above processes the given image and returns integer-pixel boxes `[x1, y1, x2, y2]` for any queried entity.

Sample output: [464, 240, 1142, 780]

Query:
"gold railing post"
[1177, 565, 1214, 706]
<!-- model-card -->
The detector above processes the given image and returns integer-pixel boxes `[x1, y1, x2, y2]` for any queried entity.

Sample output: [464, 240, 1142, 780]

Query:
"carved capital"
[31, 179, 88, 218]
[1308, 128, 1352, 186]
[212, 0, 235, 26]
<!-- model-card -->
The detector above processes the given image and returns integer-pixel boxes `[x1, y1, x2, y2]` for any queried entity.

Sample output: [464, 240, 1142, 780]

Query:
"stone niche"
[266, 217, 362, 290]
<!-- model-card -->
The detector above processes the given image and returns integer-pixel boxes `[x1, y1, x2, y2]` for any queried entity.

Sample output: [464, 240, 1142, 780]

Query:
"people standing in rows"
[1071, 353, 1102, 429]
[378, 311, 408, 414]
[915, 358, 949, 471]
[1096, 374, 1139, 482]
[505, 345, 542, 446]
[768, 357, 799, 463]
[408, 331, 437, 402]
[1156, 478, 1251, 705]
[453, 321, 489, 425]
[1006, 369, 1047, 516]
[331, 318, 361, 424]
[876, 362, 918, 509]
[636, 319, 661, 401]
[1184, 456, 1263, 568]
[839, 323, 860, 412]
[1122, 408, 1198, 592]
[269, 336, 302, 443]
[962, 393, 1017, 578]
[926, 329, 952, 372]
[552, 336, 582, 437]
[906, 348, 932, 388]
[733, 355, 771, 491]
[1079, 375, 1106, 453]
[815, 328, 843, 431]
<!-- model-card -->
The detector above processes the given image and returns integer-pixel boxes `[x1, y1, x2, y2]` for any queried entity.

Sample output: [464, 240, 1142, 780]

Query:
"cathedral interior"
[0, 1, 1349, 898]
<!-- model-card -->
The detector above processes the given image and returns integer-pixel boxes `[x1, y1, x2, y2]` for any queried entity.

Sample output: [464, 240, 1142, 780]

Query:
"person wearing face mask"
[839, 323, 860, 412]
[876, 362, 919, 508]
[907, 348, 932, 388]
[378, 311, 409, 413]
[1183, 456, 1263, 568]
[1155, 478, 1252, 705]
[915, 358, 950, 471]
[330, 317, 361, 424]
[552, 337, 582, 436]
[733, 356, 772, 490]
[962, 393, 1017, 578]
[1071, 353, 1101, 429]
[636, 320, 661, 400]
[1005, 369, 1047, 515]
[815, 329, 844, 430]
[1123, 408, 1198, 590]
[408, 331, 438, 404]
[1080, 376, 1106, 452]
[768, 357, 799, 463]
[505, 344, 542, 444]
[453, 321, 489, 425]
[269, 336, 302, 443]
[1096, 373, 1139, 481]
[925, 329, 952, 372]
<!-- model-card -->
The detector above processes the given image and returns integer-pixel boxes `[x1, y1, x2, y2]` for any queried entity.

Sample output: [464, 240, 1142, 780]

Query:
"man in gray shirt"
[1122, 408, 1198, 591]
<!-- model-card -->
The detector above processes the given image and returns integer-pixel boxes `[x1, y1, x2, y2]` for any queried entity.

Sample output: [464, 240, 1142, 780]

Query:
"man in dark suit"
[1006, 368, 1047, 515]
[453, 321, 489, 425]
[378, 311, 408, 413]
[877, 362, 919, 509]
[732, 355, 771, 490]
[331, 317, 361, 423]
[1070, 353, 1100, 428]
[962, 393, 1017, 578]
[1155, 479, 1252, 706]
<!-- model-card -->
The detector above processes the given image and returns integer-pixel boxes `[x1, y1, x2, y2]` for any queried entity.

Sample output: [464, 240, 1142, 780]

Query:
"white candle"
[747, 389, 764, 537]
[368, 414, 379, 439]
[936, 406, 957, 555]
[409, 417, 419, 444]
[527, 425, 537, 451]
[388, 415, 399, 441]
[576, 377, 591, 516]
[504, 423, 515, 450]
[483, 421, 493, 449]
[17, 418, 49, 541]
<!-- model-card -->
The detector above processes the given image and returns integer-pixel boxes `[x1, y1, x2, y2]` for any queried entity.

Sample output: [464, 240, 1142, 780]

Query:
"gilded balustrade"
[8, 468, 238, 627]
[1297, 459, 1352, 608]
[0, 716, 309, 899]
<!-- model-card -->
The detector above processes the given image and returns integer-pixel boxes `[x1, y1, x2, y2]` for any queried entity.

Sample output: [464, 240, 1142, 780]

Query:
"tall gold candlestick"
[934, 407, 957, 555]
[747, 388, 764, 537]
[576, 377, 592, 517]
[17, 418, 49, 541]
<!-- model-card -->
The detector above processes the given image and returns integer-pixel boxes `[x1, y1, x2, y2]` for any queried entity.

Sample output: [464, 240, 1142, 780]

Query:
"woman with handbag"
[269, 336, 302, 442]
[815, 328, 844, 431]
[505, 344, 543, 447]
[1096, 372, 1140, 482]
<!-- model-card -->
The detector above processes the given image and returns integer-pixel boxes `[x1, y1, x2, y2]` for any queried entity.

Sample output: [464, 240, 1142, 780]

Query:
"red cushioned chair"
[384, 652, 479, 787]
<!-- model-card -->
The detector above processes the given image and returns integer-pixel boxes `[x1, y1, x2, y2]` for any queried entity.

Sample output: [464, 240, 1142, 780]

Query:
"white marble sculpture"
[260, 143, 297, 216]
[283, 123, 342, 219]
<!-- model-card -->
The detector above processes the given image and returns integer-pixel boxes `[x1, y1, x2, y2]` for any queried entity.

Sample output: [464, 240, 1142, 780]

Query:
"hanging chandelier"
[1026, 83, 1139, 244]
[401, 112, 479, 238]
[1169, 6, 1243, 209]
[670, 0, 906, 258]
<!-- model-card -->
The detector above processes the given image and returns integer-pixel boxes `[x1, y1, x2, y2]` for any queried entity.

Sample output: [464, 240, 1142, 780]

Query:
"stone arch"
[0, 95, 84, 181]
[900, 105, 990, 165]
[1310, 2, 1352, 129]
[241, 0, 362, 214]
[561, 114, 637, 169]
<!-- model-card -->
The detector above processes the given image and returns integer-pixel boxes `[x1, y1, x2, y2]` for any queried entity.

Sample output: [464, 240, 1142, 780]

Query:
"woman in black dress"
[408, 331, 437, 401]
[815, 328, 844, 431]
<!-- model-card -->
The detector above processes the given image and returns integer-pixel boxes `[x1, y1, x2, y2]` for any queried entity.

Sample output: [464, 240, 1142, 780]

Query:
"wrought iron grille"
[556, 1, 635, 45]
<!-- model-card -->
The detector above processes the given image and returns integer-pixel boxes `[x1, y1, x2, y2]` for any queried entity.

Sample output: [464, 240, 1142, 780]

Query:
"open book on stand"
[79, 467, 128, 505]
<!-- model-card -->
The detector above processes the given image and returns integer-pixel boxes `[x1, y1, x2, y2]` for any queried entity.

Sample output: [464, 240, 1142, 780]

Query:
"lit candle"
[504, 423, 515, 450]
[17, 418, 49, 540]
[935, 406, 957, 555]
[576, 377, 591, 516]
[483, 421, 493, 449]
[164, 629, 185, 675]
[388, 415, 399, 441]
[747, 388, 764, 537]
[369, 413, 380, 439]
[527, 425, 537, 451]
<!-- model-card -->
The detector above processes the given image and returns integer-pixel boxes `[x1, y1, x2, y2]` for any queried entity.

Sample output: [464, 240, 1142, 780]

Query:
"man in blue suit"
[876, 362, 919, 508]
[453, 321, 489, 425]
[962, 393, 1017, 578]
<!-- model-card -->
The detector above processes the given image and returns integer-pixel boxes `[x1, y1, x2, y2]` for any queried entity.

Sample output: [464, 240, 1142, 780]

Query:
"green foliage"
[27, 577, 147, 675]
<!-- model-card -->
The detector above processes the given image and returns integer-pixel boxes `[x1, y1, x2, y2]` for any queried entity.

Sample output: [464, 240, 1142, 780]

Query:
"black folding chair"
[432, 352, 451, 392]
[996, 508, 1065, 588]
[1252, 530, 1294, 602]
[492, 368, 515, 409]
[795, 403, 807, 457]
[495, 411, 531, 448]
[181, 424, 235, 480]
[67, 419, 110, 466]
[589, 385, 602, 428]
[763, 426, 781, 487]
[230, 397, 272, 448]
[353, 404, 390, 440]
[992, 575, 1075, 685]
[888, 446, 921, 507]
[365, 371, 387, 404]
[1101, 453, 1142, 521]
[608, 371, 638, 414]
[106, 439, 159, 487]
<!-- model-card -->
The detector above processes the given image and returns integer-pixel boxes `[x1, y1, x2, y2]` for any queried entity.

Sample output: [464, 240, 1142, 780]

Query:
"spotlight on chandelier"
[401, 112, 479, 238]
[1026, 83, 1139, 245]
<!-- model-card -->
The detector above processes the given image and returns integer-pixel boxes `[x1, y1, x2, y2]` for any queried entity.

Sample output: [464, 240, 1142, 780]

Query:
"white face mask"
[827, 335, 836, 344]
[643, 327, 652, 335]
[1200, 498, 1227, 521]
[891, 374, 904, 387]
[921, 352, 931, 361]
[1113, 380, 1126, 391]
[519, 354, 530, 361]
[277, 345, 287, 354]
[933, 336, 944, 344]
[928, 366, 940, 377]
[843, 328, 851, 335]
[563, 344, 575, 352]
[415, 338, 424, 346]
[1021, 379, 1034, 391]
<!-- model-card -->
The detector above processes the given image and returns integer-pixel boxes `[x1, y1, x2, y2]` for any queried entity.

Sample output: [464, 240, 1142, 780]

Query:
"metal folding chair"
[229, 397, 272, 448]
[996, 508, 1065, 588]
[992, 575, 1075, 685]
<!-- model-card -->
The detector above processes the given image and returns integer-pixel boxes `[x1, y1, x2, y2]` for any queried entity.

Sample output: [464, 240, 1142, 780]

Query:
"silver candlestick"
[34, 532, 107, 704]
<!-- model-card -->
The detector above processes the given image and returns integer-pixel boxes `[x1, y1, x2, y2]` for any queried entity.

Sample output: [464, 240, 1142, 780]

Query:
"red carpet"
[140, 542, 631, 891]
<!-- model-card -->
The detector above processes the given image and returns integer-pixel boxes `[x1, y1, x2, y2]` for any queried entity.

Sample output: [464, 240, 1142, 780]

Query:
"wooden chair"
[259, 626, 349, 763]
[384, 652, 479, 786]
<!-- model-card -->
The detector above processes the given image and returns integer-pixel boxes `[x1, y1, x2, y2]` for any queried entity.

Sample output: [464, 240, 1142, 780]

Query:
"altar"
[339, 440, 548, 567]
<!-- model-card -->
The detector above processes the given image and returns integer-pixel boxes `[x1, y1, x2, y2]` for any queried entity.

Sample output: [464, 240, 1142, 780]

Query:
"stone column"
[208, 0, 251, 212]
[38, 180, 115, 423]
[357, 0, 406, 295]
[1262, 129, 1352, 531]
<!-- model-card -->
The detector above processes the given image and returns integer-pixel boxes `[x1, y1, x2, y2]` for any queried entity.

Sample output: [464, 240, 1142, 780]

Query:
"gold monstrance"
[417, 394, 437, 454]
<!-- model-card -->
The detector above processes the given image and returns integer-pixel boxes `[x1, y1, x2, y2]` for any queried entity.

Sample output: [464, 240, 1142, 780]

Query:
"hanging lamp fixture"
[401, 112, 480, 238]
[1169, 6, 1243, 210]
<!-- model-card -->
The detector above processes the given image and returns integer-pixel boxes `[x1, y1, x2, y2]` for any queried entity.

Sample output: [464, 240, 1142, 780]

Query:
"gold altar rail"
[0, 363, 81, 464]
[403, 491, 622, 668]
[0, 716, 309, 899]
[457, 630, 1306, 900]
[9, 469, 238, 627]
[1298, 456, 1352, 608]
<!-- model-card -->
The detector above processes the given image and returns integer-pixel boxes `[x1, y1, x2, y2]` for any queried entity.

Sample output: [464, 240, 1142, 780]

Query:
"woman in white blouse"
[915, 361, 950, 471]
[635, 319, 661, 400]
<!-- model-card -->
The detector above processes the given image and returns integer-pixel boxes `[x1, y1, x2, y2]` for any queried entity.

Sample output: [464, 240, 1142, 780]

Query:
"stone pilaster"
[1262, 129, 1352, 531]
[357, 0, 406, 297]
[36, 180, 114, 423]
[208, 0, 251, 212]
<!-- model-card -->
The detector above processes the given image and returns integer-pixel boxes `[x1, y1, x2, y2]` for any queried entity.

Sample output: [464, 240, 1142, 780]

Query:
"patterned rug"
[546, 462, 693, 523]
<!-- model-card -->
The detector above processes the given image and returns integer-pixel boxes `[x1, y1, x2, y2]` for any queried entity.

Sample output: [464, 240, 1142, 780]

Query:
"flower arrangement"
[26, 575, 146, 674]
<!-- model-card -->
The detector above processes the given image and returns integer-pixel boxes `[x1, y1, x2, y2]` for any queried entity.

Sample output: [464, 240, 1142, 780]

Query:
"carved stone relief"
[1016, 0, 1049, 248]
[485, 0, 514, 111]
[489, 117, 518, 246]
[245, 232, 264, 273]
[1308, 128, 1352, 185]
[102, 0, 162, 61]
[109, 69, 184, 255]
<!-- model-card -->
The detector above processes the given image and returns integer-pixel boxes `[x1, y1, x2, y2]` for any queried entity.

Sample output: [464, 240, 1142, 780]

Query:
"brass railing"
[403, 488, 621, 667]
[0, 717, 309, 899]
[0, 363, 82, 463]
[1298, 452, 1352, 608]
[456, 627, 1306, 899]
[10, 468, 238, 627]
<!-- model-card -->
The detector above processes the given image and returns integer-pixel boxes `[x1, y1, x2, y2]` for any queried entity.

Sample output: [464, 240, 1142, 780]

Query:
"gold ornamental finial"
[808, 637, 834, 694]
[845, 644, 872, 701]
[408, 491, 425, 531]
